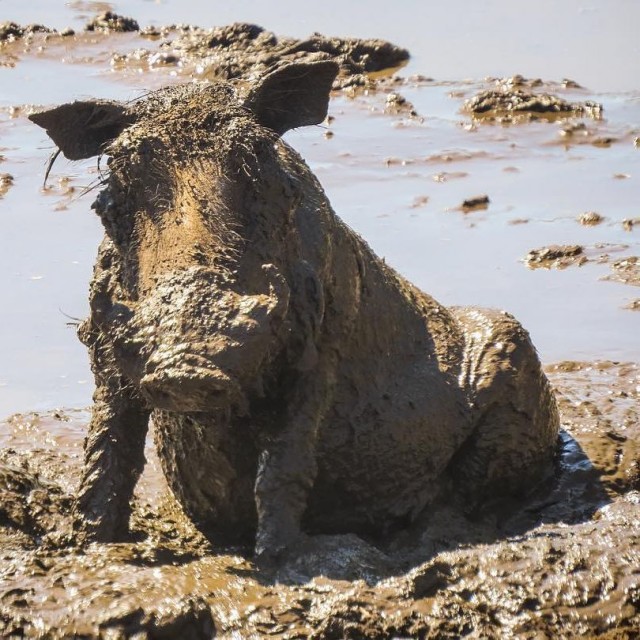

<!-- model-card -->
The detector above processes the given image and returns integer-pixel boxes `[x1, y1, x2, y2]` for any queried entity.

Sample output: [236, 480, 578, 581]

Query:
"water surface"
[0, 0, 638, 415]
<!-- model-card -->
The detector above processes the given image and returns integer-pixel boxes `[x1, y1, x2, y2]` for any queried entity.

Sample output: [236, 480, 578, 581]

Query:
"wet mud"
[464, 75, 603, 123]
[1, 15, 409, 91]
[109, 22, 409, 88]
[525, 245, 640, 287]
[0, 172, 13, 197]
[1, 363, 638, 638]
[525, 244, 587, 269]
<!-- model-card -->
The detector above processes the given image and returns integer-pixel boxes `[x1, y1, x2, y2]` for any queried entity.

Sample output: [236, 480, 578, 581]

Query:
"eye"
[91, 187, 136, 244]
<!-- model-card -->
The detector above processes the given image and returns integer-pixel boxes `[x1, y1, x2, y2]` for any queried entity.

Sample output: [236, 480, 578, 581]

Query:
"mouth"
[139, 358, 243, 413]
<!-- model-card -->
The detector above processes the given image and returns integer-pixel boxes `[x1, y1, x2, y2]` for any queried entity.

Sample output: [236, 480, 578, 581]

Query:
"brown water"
[0, 1, 638, 417]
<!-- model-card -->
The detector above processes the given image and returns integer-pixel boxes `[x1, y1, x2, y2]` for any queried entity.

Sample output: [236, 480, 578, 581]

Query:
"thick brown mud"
[1, 16, 409, 90]
[464, 75, 603, 124]
[1, 362, 638, 638]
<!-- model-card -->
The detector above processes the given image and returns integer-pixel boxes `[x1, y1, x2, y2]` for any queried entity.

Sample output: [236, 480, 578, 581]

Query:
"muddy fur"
[29, 61, 559, 562]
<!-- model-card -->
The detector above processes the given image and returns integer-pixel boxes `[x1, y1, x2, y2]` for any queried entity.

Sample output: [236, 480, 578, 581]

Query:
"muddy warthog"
[30, 61, 559, 563]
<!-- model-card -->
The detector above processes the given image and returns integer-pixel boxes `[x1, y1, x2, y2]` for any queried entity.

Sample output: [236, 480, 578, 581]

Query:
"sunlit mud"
[1, 363, 638, 638]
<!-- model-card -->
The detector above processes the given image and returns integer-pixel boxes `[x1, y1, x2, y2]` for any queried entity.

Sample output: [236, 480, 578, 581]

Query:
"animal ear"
[29, 100, 135, 160]
[244, 61, 339, 136]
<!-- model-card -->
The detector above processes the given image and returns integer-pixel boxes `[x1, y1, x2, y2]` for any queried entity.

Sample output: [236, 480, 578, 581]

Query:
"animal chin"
[139, 365, 242, 413]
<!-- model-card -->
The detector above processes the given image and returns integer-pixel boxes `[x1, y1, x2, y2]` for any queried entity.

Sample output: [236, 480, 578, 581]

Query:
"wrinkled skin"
[30, 61, 559, 563]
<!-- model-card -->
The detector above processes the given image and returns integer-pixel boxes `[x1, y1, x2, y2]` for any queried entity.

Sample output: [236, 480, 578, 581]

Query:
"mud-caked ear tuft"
[243, 60, 339, 136]
[29, 100, 135, 160]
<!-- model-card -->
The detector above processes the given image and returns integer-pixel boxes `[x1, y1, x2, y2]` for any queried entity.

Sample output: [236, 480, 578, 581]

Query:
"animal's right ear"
[244, 60, 339, 136]
[29, 100, 135, 160]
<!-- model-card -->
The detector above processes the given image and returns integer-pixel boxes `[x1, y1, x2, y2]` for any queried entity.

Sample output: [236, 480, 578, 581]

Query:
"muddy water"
[0, 1, 638, 416]
[0, 3, 639, 638]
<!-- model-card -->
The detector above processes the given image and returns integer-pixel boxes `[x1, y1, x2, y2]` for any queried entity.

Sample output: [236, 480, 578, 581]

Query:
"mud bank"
[1, 363, 638, 638]
[1, 15, 409, 90]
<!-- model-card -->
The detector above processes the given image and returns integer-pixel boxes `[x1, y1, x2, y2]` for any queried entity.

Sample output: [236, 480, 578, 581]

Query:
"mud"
[464, 76, 603, 123]
[85, 11, 139, 33]
[525, 244, 587, 269]
[524, 244, 640, 289]
[460, 194, 490, 213]
[625, 299, 640, 311]
[1, 363, 638, 638]
[109, 21, 409, 89]
[603, 256, 640, 287]
[578, 211, 605, 226]
[0, 172, 13, 197]
[0, 15, 408, 92]
[0, 22, 52, 42]
[623, 218, 640, 232]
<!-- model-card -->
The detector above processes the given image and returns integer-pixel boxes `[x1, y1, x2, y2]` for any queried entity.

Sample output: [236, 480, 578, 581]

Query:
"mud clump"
[1, 363, 638, 638]
[525, 244, 586, 269]
[0, 173, 13, 197]
[0, 21, 51, 42]
[624, 298, 640, 311]
[85, 12, 139, 33]
[460, 194, 490, 212]
[622, 217, 640, 231]
[524, 246, 640, 291]
[577, 210, 604, 226]
[465, 76, 603, 123]
[603, 256, 640, 287]
[111, 22, 410, 88]
[384, 91, 418, 116]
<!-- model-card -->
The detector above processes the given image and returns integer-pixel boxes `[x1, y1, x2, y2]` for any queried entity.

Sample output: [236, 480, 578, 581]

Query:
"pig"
[29, 61, 559, 563]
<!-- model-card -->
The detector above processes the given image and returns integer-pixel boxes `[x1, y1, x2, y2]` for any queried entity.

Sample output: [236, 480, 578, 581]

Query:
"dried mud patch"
[1, 363, 639, 638]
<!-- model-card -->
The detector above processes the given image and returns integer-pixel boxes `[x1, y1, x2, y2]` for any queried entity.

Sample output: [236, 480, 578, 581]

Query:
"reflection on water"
[0, 1, 638, 415]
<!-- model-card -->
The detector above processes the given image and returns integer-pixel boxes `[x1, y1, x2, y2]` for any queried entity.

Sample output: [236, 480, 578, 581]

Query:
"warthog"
[30, 61, 559, 563]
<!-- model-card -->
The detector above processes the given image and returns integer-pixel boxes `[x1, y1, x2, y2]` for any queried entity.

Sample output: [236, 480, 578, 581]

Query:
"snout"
[140, 355, 244, 413]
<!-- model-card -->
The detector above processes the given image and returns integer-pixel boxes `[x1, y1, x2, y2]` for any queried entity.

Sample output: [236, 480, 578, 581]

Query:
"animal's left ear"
[244, 60, 339, 136]
[29, 100, 135, 160]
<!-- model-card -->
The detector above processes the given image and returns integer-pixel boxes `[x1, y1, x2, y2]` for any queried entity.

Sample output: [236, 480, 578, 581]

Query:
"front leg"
[254, 371, 332, 564]
[74, 320, 150, 542]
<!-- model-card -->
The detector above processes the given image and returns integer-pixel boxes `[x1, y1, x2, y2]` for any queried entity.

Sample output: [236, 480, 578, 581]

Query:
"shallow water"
[0, 1, 638, 416]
